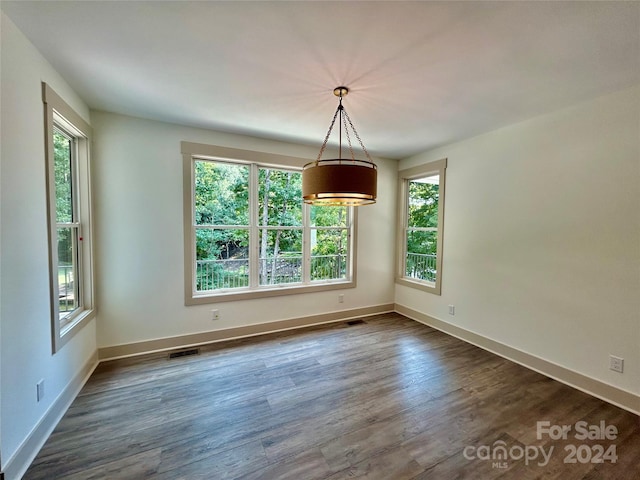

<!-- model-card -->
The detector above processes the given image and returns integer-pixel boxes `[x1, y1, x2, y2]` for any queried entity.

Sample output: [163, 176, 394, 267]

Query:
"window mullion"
[71, 137, 80, 223]
[191, 159, 197, 296]
[71, 136, 84, 312]
[73, 223, 83, 312]
[303, 203, 311, 283]
[249, 163, 259, 288]
[345, 208, 352, 281]
[402, 179, 410, 278]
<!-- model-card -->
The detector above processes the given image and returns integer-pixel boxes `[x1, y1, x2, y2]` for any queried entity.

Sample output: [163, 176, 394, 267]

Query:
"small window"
[396, 159, 447, 295]
[183, 142, 357, 304]
[43, 83, 95, 352]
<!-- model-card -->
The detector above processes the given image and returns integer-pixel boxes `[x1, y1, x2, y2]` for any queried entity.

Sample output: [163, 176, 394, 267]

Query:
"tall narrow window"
[396, 159, 446, 295]
[405, 174, 439, 282]
[258, 167, 304, 286]
[43, 83, 94, 351]
[194, 161, 250, 290]
[54, 126, 80, 319]
[183, 143, 356, 304]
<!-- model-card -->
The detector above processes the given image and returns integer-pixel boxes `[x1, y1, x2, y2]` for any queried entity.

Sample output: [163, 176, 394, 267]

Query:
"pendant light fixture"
[302, 87, 377, 206]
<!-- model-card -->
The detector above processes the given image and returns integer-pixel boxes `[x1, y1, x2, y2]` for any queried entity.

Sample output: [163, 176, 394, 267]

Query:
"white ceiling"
[3, 1, 639, 159]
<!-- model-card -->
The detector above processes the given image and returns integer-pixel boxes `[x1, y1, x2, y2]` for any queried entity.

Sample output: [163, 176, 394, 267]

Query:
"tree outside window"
[189, 157, 353, 299]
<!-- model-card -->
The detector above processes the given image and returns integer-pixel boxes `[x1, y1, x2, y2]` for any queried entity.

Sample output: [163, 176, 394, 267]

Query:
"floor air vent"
[346, 319, 366, 326]
[168, 348, 200, 359]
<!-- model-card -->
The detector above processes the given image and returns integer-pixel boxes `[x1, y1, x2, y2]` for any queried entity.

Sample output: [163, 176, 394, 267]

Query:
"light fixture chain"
[341, 108, 356, 161]
[343, 109, 373, 162]
[316, 105, 341, 163]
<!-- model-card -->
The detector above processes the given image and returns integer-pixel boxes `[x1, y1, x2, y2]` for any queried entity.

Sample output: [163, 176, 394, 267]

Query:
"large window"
[183, 143, 356, 304]
[43, 83, 95, 351]
[396, 159, 447, 295]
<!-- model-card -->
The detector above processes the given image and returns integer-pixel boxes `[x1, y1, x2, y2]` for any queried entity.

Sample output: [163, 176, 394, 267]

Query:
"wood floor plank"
[239, 448, 333, 480]
[152, 439, 268, 480]
[324, 446, 424, 480]
[23, 313, 640, 479]
[64, 448, 163, 480]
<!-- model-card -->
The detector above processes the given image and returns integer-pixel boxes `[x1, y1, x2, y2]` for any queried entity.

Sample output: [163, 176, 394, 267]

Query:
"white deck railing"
[406, 252, 437, 282]
[196, 254, 346, 290]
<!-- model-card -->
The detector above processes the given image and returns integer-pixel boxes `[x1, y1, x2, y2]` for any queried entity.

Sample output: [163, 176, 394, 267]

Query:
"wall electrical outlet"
[338, 294, 344, 303]
[609, 355, 624, 373]
[448, 305, 455, 316]
[36, 379, 45, 402]
[211, 309, 220, 321]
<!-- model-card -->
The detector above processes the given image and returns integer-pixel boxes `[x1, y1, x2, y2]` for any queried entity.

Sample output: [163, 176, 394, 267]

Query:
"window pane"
[406, 230, 437, 282]
[258, 168, 302, 226]
[54, 130, 73, 223]
[195, 161, 249, 226]
[195, 228, 249, 290]
[311, 229, 347, 281]
[310, 205, 347, 227]
[259, 229, 303, 285]
[408, 175, 439, 228]
[57, 226, 79, 317]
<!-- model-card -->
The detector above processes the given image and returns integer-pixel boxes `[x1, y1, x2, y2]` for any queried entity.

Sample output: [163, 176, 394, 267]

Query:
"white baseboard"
[395, 303, 639, 416]
[2, 351, 99, 480]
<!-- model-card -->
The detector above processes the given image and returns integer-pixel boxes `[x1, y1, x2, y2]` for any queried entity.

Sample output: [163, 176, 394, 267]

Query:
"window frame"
[182, 142, 357, 305]
[396, 158, 447, 295]
[43, 83, 95, 352]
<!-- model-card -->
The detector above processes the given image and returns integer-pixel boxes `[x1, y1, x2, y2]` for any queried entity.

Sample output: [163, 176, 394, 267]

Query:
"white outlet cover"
[609, 356, 624, 373]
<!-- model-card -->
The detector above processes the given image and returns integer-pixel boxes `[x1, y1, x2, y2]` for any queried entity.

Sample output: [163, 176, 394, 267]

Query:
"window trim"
[396, 158, 447, 295]
[182, 142, 357, 305]
[43, 83, 95, 352]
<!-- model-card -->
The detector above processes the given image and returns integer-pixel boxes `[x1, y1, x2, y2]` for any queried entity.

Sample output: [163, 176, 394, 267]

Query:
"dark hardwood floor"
[25, 313, 639, 479]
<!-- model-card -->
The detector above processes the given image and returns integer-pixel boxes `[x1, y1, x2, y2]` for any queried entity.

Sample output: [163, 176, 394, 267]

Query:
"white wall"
[91, 111, 397, 348]
[0, 11, 98, 477]
[396, 85, 640, 396]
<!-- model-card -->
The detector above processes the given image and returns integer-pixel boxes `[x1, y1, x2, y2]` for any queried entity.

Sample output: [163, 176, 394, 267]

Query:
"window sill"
[186, 279, 356, 305]
[54, 308, 95, 352]
[395, 276, 441, 295]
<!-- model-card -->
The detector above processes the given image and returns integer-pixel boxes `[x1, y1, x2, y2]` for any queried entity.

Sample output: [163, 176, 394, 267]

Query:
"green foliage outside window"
[258, 168, 303, 286]
[54, 130, 74, 268]
[54, 130, 73, 222]
[53, 129, 79, 314]
[406, 178, 439, 281]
